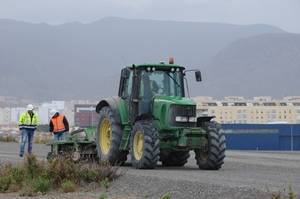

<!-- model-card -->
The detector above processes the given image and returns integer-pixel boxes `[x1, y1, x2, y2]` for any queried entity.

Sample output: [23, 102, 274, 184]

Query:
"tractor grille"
[172, 105, 196, 117]
[170, 105, 197, 127]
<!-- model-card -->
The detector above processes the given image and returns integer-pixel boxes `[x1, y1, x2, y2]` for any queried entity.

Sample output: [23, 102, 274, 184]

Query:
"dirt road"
[0, 142, 299, 199]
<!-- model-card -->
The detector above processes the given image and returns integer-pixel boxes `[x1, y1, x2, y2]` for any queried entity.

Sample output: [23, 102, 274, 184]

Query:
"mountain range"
[0, 17, 298, 100]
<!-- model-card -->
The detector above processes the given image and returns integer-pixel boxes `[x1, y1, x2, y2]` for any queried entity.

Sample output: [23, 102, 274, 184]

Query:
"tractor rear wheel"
[130, 120, 160, 169]
[160, 151, 190, 167]
[195, 121, 226, 170]
[96, 106, 127, 165]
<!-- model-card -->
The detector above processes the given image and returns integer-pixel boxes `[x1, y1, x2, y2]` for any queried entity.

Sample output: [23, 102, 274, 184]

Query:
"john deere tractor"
[95, 59, 225, 169]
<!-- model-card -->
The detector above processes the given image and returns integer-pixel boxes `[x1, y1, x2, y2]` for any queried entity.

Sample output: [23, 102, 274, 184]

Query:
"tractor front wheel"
[96, 106, 127, 165]
[130, 120, 160, 169]
[195, 121, 226, 170]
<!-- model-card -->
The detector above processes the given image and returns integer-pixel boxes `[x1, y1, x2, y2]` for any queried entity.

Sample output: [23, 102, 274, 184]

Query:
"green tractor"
[95, 60, 225, 169]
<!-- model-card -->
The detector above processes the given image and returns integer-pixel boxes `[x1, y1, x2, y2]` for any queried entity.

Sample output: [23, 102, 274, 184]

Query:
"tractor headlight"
[188, 117, 197, 122]
[175, 116, 188, 122]
[171, 105, 197, 126]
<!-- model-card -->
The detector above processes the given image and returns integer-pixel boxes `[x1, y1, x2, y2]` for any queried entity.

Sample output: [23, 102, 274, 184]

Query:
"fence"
[222, 124, 300, 150]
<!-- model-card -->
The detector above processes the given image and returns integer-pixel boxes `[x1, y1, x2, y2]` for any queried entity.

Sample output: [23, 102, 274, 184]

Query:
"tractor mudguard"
[134, 113, 153, 123]
[196, 116, 215, 127]
[96, 98, 122, 124]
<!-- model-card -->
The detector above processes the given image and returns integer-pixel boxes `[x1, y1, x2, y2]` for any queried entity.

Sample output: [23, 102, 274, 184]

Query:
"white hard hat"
[26, 104, 34, 111]
[50, 109, 58, 117]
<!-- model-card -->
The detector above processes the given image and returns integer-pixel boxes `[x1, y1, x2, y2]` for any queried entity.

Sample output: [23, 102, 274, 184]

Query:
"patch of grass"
[99, 193, 108, 199]
[79, 161, 120, 184]
[19, 183, 37, 197]
[47, 156, 79, 187]
[0, 135, 17, 142]
[10, 167, 25, 185]
[100, 178, 110, 191]
[8, 183, 21, 192]
[32, 177, 51, 194]
[160, 192, 171, 199]
[23, 154, 45, 179]
[96, 161, 121, 181]
[0, 175, 11, 193]
[20, 177, 51, 197]
[0, 163, 12, 177]
[0, 163, 13, 193]
[61, 180, 76, 193]
[271, 186, 297, 199]
[79, 167, 99, 183]
[34, 137, 51, 144]
[6, 167, 25, 193]
[0, 154, 121, 195]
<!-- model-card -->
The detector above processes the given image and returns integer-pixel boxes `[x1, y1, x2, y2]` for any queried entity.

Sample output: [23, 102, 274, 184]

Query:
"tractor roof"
[131, 63, 185, 70]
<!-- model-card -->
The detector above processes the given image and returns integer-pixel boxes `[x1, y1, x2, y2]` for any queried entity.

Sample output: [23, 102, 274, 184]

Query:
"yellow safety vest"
[19, 111, 39, 129]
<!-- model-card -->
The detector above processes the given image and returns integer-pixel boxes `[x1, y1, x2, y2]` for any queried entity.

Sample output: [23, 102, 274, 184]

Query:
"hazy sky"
[1, 0, 299, 33]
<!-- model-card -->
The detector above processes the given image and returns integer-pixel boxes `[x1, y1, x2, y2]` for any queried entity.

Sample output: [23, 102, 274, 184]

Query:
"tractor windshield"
[140, 69, 184, 98]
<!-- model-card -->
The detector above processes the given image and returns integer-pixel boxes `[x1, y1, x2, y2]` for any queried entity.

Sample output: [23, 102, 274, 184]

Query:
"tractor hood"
[152, 96, 197, 130]
[153, 96, 196, 106]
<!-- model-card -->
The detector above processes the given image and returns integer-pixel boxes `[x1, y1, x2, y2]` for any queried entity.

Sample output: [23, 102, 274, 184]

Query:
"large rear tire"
[130, 120, 160, 169]
[195, 121, 226, 170]
[96, 106, 127, 165]
[160, 150, 190, 167]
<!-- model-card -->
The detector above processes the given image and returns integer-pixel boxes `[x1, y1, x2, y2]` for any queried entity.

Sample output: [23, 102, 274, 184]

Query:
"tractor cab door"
[119, 67, 134, 123]
[118, 67, 141, 124]
[129, 68, 142, 123]
[118, 67, 154, 124]
[139, 71, 154, 115]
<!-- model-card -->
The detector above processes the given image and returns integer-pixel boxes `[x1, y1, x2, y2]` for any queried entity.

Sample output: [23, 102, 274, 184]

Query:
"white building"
[0, 108, 11, 126]
[10, 107, 26, 124]
[194, 96, 300, 124]
[38, 101, 65, 124]
[64, 101, 75, 126]
[0, 100, 78, 126]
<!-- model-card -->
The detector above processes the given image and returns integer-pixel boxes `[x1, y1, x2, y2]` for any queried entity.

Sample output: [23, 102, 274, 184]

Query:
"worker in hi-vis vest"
[49, 109, 69, 141]
[18, 104, 39, 157]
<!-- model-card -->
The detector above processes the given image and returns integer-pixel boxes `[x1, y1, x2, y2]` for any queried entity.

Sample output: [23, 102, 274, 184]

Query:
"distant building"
[10, 107, 26, 124]
[74, 104, 98, 127]
[0, 108, 11, 126]
[0, 100, 99, 127]
[194, 96, 300, 124]
[64, 102, 75, 126]
[38, 101, 65, 124]
[64, 100, 99, 127]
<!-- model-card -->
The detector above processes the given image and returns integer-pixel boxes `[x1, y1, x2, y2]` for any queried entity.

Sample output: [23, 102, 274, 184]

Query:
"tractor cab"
[118, 58, 201, 124]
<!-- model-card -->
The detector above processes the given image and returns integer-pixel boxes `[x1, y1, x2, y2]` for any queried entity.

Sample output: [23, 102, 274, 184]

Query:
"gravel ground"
[0, 142, 299, 199]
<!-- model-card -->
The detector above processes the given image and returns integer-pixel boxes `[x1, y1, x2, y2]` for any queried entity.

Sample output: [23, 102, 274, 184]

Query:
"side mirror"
[121, 68, 130, 79]
[195, 71, 202, 82]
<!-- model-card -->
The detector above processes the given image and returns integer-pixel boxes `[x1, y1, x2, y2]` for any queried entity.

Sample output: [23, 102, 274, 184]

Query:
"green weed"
[0, 135, 17, 142]
[160, 192, 171, 199]
[100, 177, 110, 190]
[0, 155, 120, 195]
[0, 175, 11, 193]
[23, 154, 44, 178]
[271, 186, 296, 199]
[10, 167, 25, 185]
[19, 182, 37, 197]
[99, 193, 108, 199]
[61, 180, 76, 193]
[79, 167, 99, 183]
[32, 177, 51, 194]
[47, 156, 79, 186]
